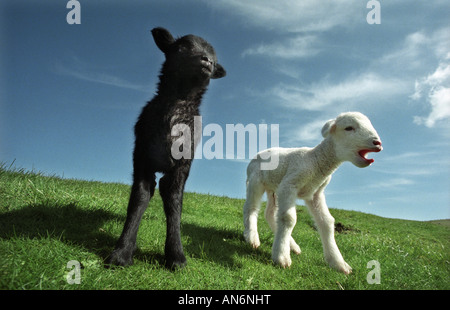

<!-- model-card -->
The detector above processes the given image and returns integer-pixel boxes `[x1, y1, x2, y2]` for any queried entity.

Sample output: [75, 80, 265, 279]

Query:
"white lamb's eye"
[345, 126, 354, 131]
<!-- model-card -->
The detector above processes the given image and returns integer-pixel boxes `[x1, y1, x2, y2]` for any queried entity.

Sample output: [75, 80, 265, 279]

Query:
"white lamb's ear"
[321, 119, 336, 138]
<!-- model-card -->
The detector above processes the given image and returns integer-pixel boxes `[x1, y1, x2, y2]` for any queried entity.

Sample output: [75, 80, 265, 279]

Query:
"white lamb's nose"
[373, 140, 382, 146]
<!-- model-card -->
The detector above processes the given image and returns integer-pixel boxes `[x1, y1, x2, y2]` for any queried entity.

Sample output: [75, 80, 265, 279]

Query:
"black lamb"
[107, 27, 226, 269]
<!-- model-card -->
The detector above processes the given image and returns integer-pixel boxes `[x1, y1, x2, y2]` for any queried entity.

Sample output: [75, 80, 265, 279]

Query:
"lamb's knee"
[278, 208, 297, 229]
[318, 214, 335, 232]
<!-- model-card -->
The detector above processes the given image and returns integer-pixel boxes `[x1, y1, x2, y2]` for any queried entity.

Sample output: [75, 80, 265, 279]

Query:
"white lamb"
[243, 112, 382, 274]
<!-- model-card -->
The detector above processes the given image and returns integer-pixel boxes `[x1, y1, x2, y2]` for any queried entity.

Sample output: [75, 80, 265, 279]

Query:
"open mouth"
[358, 147, 382, 165]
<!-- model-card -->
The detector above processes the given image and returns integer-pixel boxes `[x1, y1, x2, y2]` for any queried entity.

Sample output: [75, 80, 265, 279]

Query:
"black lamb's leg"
[159, 163, 191, 269]
[107, 175, 156, 266]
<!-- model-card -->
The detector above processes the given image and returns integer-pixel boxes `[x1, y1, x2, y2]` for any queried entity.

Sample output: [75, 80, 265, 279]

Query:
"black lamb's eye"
[345, 126, 354, 131]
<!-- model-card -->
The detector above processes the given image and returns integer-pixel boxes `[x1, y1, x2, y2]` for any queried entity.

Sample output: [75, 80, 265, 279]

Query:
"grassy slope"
[0, 165, 449, 290]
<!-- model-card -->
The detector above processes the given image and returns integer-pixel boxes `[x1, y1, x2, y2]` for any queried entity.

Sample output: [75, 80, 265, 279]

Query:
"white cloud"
[380, 32, 429, 69]
[368, 178, 414, 189]
[283, 118, 326, 145]
[412, 59, 450, 127]
[242, 35, 321, 59]
[370, 27, 450, 128]
[380, 151, 433, 162]
[270, 72, 409, 145]
[53, 57, 149, 92]
[205, 0, 359, 33]
[373, 148, 448, 178]
[269, 73, 407, 113]
[379, 28, 450, 71]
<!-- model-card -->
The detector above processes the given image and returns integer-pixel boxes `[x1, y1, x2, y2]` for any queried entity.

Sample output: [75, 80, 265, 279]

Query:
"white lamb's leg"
[305, 192, 352, 274]
[264, 191, 277, 232]
[243, 177, 265, 249]
[265, 191, 301, 255]
[272, 184, 298, 268]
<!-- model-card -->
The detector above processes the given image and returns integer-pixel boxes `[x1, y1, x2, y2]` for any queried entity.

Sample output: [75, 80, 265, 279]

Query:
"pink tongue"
[359, 150, 374, 163]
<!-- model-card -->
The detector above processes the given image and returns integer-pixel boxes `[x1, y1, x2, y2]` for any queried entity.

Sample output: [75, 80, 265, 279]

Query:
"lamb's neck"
[157, 74, 208, 102]
[310, 138, 343, 178]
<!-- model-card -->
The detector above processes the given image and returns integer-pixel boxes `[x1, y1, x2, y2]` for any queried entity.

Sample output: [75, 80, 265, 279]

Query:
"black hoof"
[165, 254, 187, 270]
[105, 248, 134, 267]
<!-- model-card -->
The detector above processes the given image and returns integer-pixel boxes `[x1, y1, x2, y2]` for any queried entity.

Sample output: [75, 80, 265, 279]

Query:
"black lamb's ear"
[211, 63, 226, 79]
[151, 27, 175, 54]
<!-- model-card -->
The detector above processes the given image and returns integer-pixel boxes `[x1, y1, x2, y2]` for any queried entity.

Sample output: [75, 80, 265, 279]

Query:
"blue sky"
[1, 0, 449, 221]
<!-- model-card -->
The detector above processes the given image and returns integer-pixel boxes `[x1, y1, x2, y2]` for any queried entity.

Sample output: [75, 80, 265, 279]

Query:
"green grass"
[1, 164, 449, 290]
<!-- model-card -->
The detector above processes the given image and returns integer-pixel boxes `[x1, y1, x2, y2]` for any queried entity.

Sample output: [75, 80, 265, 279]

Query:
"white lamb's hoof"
[329, 260, 352, 274]
[339, 262, 353, 275]
[244, 230, 260, 249]
[290, 238, 301, 255]
[273, 252, 292, 268]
